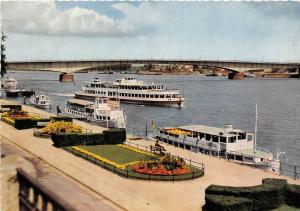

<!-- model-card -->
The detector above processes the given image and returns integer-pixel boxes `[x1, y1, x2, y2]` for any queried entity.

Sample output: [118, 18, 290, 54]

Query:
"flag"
[151, 120, 157, 129]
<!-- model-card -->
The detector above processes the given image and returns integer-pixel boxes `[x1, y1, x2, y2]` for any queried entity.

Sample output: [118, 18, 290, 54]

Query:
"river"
[2, 71, 300, 166]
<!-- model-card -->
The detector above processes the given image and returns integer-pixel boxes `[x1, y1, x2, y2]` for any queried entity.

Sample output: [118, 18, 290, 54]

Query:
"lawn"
[78, 145, 153, 164]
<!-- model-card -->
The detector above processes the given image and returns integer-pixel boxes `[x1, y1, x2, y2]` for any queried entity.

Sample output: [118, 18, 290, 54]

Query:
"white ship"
[1, 76, 17, 90]
[152, 105, 282, 172]
[29, 94, 51, 109]
[75, 77, 185, 108]
[65, 98, 126, 129]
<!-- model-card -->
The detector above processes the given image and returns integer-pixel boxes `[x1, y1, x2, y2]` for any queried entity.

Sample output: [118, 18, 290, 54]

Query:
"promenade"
[1, 98, 299, 211]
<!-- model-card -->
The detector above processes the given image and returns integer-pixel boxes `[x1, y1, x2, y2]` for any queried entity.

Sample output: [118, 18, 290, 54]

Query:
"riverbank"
[1, 98, 299, 211]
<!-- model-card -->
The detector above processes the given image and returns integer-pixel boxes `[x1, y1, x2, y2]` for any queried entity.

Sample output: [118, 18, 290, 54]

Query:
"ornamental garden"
[1, 104, 204, 181]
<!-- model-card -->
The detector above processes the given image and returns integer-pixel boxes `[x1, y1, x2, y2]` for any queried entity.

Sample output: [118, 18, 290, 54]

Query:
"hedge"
[1, 104, 22, 111]
[51, 129, 126, 147]
[52, 133, 105, 147]
[14, 118, 35, 130]
[204, 178, 300, 211]
[51, 116, 73, 122]
[14, 118, 51, 130]
[103, 129, 126, 144]
[204, 194, 252, 211]
[286, 184, 300, 208]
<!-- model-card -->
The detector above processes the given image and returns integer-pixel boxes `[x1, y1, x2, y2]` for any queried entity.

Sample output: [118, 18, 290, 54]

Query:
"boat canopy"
[67, 99, 93, 107]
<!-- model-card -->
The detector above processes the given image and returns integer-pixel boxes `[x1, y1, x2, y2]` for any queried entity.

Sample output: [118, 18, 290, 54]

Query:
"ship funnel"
[223, 124, 233, 132]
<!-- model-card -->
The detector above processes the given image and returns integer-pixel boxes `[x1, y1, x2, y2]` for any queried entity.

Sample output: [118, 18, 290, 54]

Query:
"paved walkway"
[1, 98, 299, 211]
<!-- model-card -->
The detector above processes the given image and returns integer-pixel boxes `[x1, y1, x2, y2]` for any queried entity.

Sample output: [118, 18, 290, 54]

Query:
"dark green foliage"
[205, 178, 292, 211]
[1, 32, 7, 77]
[14, 118, 51, 130]
[204, 194, 252, 211]
[1, 104, 22, 111]
[52, 133, 105, 147]
[286, 184, 300, 208]
[51, 129, 126, 147]
[51, 116, 73, 122]
[103, 129, 126, 144]
[14, 118, 35, 130]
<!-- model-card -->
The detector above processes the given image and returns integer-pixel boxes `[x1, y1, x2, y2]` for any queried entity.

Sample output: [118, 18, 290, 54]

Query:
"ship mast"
[254, 103, 258, 152]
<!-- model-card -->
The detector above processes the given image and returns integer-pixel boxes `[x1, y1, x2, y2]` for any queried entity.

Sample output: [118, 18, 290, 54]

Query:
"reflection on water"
[3, 71, 300, 166]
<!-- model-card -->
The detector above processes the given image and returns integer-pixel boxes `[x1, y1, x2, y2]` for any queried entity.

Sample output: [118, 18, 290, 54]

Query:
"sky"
[1, 1, 300, 62]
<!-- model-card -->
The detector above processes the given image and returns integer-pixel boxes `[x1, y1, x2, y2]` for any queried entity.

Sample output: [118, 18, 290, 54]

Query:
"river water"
[2, 71, 300, 166]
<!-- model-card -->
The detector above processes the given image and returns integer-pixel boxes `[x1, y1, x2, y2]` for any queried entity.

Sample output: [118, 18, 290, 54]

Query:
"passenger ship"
[65, 98, 126, 129]
[152, 124, 278, 171]
[75, 77, 185, 108]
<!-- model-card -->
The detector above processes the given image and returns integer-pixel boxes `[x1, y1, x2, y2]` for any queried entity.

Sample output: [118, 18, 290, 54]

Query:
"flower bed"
[132, 154, 192, 176]
[42, 121, 82, 135]
[133, 163, 191, 175]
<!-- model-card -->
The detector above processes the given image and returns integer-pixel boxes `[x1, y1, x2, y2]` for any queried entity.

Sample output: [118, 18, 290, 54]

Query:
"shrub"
[1, 104, 22, 111]
[286, 184, 300, 208]
[14, 118, 35, 130]
[205, 180, 287, 210]
[51, 116, 73, 122]
[204, 194, 252, 211]
[52, 133, 105, 147]
[103, 129, 126, 144]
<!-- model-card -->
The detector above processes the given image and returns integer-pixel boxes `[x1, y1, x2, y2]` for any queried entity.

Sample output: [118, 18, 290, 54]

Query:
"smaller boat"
[2, 76, 17, 90]
[65, 97, 126, 129]
[29, 94, 51, 109]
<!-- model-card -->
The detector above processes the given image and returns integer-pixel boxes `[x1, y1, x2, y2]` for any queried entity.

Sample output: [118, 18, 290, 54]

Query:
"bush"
[103, 129, 126, 144]
[205, 179, 288, 211]
[286, 184, 300, 208]
[14, 118, 35, 130]
[52, 133, 105, 147]
[51, 116, 73, 122]
[204, 194, 252, 211]
[51, 128, 126, 147]
[1, 104, 22, 111]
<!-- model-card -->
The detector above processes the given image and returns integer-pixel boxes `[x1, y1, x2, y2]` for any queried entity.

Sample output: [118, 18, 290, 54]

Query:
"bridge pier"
[59, 73, 74, 82]
[228, 72, 245, 80]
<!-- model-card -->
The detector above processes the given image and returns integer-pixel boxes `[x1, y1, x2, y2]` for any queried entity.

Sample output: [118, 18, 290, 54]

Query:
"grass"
[78, 145, 153, 164]
[65, 144, 204, 181]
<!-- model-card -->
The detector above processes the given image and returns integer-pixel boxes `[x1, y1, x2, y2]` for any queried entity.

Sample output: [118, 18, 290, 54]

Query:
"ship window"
[205, 134, 211, 141]
[220, 137, 226, 143]
[199, 133, 204, 139]
[146, 94, 149, 98]
[160, 95, 164, 98]
[107, 117, 110, 120]
[150, 95, 153, 98]
[142, 94, 145, 98]
[212, 135, 219, 143]
[247, 135, 253, 141]
[139, 94, 141, 98]
[166, 95, 171, 98]
[155, 95, 159, 98]
[228, 137, 236, 143]
[103, 116, 106, 120]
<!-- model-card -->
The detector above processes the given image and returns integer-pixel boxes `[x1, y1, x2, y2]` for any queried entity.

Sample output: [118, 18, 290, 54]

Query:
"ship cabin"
[156, 124, 254, 157]
[66, 99, 93, 118]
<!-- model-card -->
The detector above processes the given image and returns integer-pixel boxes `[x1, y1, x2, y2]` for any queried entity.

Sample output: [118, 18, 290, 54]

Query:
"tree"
[1, 31, 7, 77]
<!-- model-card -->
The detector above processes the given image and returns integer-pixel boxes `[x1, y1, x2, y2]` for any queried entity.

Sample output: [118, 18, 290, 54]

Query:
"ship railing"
[225, 150, 299, 180]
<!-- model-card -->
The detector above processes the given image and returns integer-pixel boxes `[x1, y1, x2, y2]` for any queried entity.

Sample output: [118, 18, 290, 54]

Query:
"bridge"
[7, 59, 300, 80]
[7, 59, 300, 72]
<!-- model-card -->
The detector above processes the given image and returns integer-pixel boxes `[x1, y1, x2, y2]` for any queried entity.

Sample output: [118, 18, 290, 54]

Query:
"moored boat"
[29, 94, 51, 109]
[1, 76, 17, 90]
[65, 98, 126, 129]
[75, 77, 185, 108]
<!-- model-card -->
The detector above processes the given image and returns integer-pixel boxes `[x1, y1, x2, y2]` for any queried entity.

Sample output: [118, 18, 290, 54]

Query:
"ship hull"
[75, 92, 184, 108]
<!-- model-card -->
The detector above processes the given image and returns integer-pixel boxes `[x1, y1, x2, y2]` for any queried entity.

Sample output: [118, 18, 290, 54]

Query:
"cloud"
[2, 2, 140, 37]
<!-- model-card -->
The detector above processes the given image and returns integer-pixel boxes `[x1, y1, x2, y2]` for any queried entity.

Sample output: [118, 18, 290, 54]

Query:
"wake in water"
[49, 93, 75, 97]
